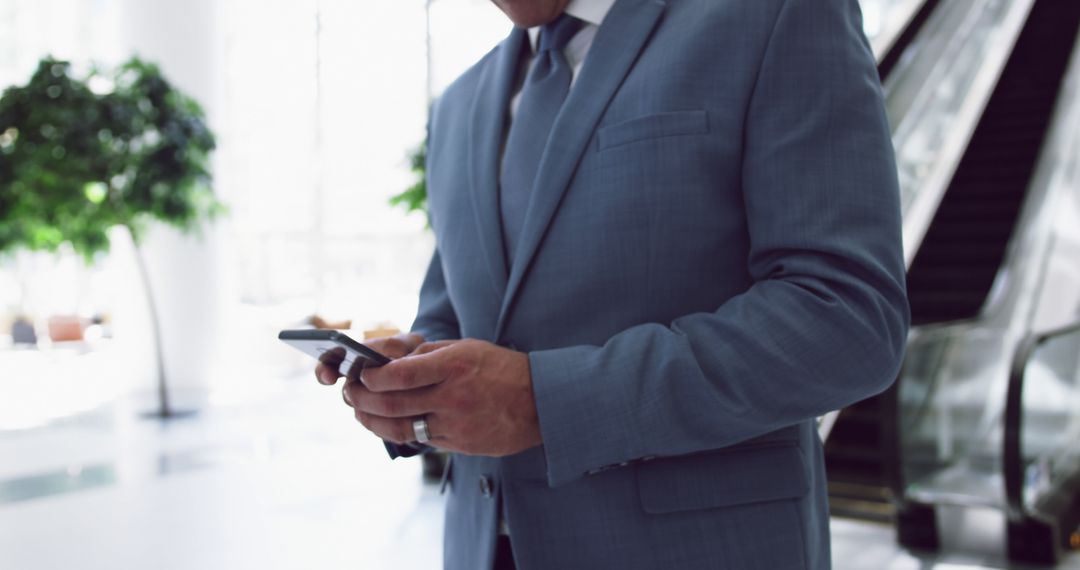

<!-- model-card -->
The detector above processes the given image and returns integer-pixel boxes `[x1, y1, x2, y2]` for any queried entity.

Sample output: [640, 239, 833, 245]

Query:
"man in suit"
[316, 0, 909, 568]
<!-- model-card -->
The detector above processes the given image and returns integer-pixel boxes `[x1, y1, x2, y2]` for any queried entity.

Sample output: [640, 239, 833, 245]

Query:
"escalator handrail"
[1003, 318, 1080, 521]
[876, 0, 942, 78]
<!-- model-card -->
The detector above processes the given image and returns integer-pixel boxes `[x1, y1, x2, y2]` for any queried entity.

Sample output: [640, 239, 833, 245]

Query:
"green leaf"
[389, 140, 429, 226]
[83, 181, 107, 203]
[0, 55, 224, 261]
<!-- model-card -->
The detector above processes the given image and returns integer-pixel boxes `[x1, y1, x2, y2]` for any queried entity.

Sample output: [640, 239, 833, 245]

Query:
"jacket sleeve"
[528, 0, 910, 487]
[411, 97, 462, 344]
[411, 247, 462, 343]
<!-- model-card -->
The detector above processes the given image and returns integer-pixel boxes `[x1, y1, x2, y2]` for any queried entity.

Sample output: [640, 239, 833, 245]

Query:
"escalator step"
[824, 444, 884, 464]
[826, 426, 882, 447]
[828, 481, 892, 501]
[909, 292, 990, 306]
[931, 202, 1027, 218]
[830, 407, 881, 425]
[829, 496, 895, 523]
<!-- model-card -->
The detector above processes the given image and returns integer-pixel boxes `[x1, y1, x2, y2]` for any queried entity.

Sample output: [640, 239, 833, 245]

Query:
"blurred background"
[1, 0, 1080, 568]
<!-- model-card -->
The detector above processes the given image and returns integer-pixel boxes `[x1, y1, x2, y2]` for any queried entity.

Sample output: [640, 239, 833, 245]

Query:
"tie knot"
[538, 14, 584, 53]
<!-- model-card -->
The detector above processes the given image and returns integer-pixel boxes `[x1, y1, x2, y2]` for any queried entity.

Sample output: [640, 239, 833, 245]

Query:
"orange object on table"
[364, 323, 401, 340]
[309, 315, 352, 330]
[47, 316, 84, 342]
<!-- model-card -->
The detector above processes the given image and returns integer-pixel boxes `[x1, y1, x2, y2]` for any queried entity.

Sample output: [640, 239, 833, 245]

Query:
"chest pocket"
[597, 110, 709, 151]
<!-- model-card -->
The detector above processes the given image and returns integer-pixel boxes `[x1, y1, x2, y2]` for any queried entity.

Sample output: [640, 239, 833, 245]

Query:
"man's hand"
[314, 332, 425, 386]
[343, 339, 542, 457]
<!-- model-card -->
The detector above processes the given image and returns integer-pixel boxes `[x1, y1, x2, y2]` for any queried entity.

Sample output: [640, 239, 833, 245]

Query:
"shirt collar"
[526, 0, 617, 52]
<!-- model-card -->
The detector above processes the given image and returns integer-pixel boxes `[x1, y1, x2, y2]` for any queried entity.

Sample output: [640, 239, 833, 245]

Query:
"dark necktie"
[499, 14, 584, 264]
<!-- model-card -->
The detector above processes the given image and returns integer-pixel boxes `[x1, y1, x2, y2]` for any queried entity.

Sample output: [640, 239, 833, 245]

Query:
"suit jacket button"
[479, 475, 494, 498]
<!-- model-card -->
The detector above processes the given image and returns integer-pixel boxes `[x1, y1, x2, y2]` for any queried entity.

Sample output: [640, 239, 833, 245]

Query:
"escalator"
[826, 0, 1042, 523]
[892, 25, 1080, 555]
[822, 0, 1080, 560]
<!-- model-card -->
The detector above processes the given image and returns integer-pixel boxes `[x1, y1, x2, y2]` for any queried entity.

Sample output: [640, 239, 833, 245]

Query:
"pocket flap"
[637, 444, 809, 514]
[597, 110, 709, 150]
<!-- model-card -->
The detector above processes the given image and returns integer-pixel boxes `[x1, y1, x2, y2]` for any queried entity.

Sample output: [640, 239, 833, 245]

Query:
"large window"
[0, 0, 510, 338]
[219, 0, 507, 330]
[0, 0, 510, 424]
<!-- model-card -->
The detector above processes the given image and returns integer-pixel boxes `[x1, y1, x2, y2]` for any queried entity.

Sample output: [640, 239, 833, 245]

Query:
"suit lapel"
[495, 0, 666, 340]
[467, 27, 527, 304]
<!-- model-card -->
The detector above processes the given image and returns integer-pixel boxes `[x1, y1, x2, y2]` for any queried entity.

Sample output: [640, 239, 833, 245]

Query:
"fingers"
[314, 333, 426, 386]
[361, 342, 471, 393]
[344, 335, 428, 384]
[366, 332, 426, 359]
[355, 410, 443, 445]
[343, 352, 370, 383]
[315, 347, 347, 385]
[355, 410, 414, 444]
[342, 376, 437, 418]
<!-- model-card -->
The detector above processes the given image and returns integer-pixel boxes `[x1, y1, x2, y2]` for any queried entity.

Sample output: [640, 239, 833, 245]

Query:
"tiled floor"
[0, 375, 1077, 570]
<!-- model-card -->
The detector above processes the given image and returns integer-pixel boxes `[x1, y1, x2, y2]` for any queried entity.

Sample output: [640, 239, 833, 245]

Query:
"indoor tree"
[0, 56, 221, 417]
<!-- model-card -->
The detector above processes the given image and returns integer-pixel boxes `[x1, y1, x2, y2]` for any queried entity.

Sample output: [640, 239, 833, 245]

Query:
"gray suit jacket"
[408, 0, 909, 568]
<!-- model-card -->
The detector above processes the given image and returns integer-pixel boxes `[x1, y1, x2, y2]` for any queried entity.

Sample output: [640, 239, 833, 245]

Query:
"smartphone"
[278, 329, 392, 377]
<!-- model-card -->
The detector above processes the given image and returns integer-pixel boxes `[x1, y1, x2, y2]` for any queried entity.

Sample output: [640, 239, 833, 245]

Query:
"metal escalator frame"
[1003, 319, 1080, 563]
[1004, 319, 1080, 520]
